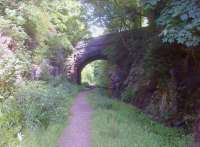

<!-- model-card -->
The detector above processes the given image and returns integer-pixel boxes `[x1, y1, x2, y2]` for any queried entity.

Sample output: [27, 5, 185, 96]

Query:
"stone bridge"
[66, 32, 125, 84]
[66, 29, 151, 84]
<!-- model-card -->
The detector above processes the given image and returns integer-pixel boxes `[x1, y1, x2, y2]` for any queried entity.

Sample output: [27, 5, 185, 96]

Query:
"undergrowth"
[18, 79, 80, 147]
[0, 77, 80, 147]
[87, 89, 193, 147]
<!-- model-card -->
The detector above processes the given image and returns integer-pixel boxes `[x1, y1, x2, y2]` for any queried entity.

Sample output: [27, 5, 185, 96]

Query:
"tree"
[143, 0, 200, 47]
[84, 0, 144, 32]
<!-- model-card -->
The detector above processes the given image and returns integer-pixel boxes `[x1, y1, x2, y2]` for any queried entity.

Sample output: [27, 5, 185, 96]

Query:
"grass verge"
[18, 80, 80, 147]
[87, 89, 193, 147]
[20, 93, 74, 147]
[21, 123, 67, 147]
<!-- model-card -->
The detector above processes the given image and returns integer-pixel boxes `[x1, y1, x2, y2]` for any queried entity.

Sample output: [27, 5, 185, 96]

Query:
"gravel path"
[58, 91, 92, 147]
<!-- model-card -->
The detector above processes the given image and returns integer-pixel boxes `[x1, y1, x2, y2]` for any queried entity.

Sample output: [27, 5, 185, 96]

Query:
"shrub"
[0, 78, 79, 146]
[16, 80, 77, 130]
[0, 41, 29, 146]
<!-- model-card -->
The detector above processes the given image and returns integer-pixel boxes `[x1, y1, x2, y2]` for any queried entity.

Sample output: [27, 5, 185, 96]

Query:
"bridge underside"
[66, 33, 118, 84]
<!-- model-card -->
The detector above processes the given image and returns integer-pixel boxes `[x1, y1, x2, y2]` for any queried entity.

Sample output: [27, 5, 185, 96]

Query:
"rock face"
[124, 43, 200, 126]
[124, 45, 200, 132]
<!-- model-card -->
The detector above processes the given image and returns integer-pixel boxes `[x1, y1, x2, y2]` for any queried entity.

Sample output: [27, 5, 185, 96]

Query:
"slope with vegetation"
[87, 89, 192, 147]
[0, 0, 87, 146]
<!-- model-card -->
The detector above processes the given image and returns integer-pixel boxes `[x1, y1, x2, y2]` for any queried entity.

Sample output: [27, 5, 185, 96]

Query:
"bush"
[16, 80, 78, 130]
[0, 44, 29, 146]
[0, 78, 79, 146]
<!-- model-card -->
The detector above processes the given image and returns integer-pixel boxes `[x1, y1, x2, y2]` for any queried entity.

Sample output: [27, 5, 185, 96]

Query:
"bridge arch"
[66, 30, 144, 84]
[66, 33, 120, 84]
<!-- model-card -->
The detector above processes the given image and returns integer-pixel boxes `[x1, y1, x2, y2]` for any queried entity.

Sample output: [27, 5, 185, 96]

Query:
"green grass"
[87, 89, 193, 147]
[18, 80, 81, 147]
[20, 94, 75, 147]
[21, 123, 67, 147]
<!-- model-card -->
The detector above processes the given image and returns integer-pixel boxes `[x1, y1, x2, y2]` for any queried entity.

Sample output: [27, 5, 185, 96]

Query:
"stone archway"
[66, 33, 119, 84]
[66, 29, 151, 84]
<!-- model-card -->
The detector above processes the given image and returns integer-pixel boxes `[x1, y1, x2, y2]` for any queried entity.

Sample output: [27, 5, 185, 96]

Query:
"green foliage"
[0, 1, 87, 143]
[143, 0, 200, 47]
[81, 63, 94, 85]
[0, 47, 29, 102]
[81, 60, 110, 87]
[0, 17, 27, 45]
[158, 0, 200, 47]
[86, 0, 144, 31]
[46, 35, 73, 58]
[0, 79, 79, 146]
[89, 0, 200, 47]
[0, 1, 87, 145]
[46, 0, 89, 43]
[16, 80, 78, 130]
[87, 90, 192, 147]
[0, 97, 23, 146]
[19, 79, 79, 147]
[0, 0, 199, 146]
[0, 19, 29, 147]
[93, 60, 111, 86]
[0, 0, 85, 146]
[0, 0, 88, 63]
[21, 123, 66, 147]
[23, 4, 51, 42]
[121, 87, 136, 102]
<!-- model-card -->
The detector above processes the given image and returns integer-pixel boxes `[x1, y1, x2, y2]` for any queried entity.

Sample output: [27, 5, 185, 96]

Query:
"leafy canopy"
[143, 0, 200, 47]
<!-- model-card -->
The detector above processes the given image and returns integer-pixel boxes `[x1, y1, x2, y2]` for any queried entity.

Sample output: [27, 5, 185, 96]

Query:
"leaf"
[180, 14, 188, 21]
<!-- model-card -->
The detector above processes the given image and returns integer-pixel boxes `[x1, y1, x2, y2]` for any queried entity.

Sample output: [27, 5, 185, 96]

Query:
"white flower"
[17, 132, 24, 142]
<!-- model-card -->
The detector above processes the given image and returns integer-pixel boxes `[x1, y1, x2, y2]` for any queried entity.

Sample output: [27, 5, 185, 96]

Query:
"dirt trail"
[58, 91, 92, 147]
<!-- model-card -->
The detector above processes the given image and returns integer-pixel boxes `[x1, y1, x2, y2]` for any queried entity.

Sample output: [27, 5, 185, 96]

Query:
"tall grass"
[16, 78, 80, 147]
[21, 122, 66, 147]
[87, 89, 193, 147]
